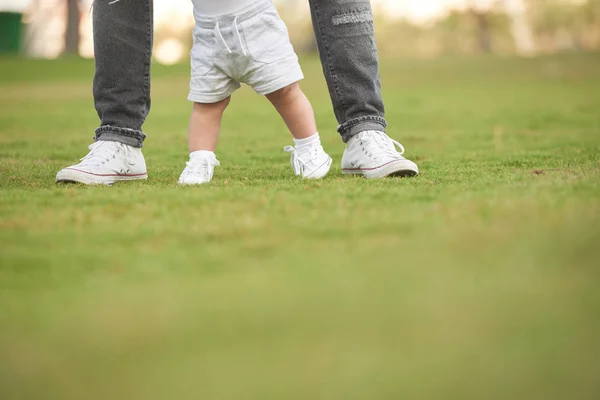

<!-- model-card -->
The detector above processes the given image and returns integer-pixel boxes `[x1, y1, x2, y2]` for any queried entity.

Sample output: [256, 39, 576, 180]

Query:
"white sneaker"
[341, 131, 419, 179]
[178, 153, 220, 185]
[56, 141, 148, 185]
[284, 144, 332, 179]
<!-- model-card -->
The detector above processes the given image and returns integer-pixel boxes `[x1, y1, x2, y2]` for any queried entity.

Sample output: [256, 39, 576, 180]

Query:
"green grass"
[1, 53, 599, 399]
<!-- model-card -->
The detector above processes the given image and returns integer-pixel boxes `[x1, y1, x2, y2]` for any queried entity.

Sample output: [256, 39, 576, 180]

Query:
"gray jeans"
[93, 0, 386, 147]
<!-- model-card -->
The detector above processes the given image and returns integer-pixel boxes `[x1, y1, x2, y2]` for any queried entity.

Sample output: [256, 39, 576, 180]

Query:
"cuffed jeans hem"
[338, 116, 387, 143]
[94, 125, 147, 148]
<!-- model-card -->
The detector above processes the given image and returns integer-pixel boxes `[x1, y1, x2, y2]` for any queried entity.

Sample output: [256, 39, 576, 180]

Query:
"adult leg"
[308, 0, 385, 143]
[55, 0, 152, 184]
[308, 0, 418, 178]
[92, 0, 154, 148]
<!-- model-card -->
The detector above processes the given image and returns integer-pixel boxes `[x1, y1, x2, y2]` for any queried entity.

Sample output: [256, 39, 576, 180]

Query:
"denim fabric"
[308, 0, 386, 142]
[92, 0, 386, 147]
[92, 0, 153, 147]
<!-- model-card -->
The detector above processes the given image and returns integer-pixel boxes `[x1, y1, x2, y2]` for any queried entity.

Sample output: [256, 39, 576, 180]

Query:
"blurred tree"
[580, 0, 600, 49]
[64, 0, 80, 54]
[471, 8, 492, 53]
[524, 0, 600, 52]
[503, 0, 537, 55]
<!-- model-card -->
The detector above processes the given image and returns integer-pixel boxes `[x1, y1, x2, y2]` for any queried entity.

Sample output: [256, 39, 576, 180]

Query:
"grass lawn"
[1, 53, 599, 399]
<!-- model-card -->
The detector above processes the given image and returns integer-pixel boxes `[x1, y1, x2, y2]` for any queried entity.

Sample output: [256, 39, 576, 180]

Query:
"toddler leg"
[266, 83, 332, 179]
[188, 97, 231, 152]
[265, 83, 317, 140]
[178, 97, 230, 185]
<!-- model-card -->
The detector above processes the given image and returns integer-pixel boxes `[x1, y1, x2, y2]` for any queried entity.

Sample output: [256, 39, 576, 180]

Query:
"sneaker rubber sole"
[342, 159, 419, 179]
[56, 168, 148, 185]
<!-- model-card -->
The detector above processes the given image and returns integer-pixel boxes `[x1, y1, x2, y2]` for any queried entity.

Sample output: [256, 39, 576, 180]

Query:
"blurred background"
[2, 2, 600, 399]
[1, 0, 599, 64]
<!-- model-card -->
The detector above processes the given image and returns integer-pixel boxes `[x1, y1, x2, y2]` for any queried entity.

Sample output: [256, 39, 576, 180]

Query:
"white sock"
[190, 150, 215, 160]
[293, 132, 321, 153]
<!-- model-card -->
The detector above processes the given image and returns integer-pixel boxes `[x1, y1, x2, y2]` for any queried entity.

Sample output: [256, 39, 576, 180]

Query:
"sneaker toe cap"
[304, 156, 332, 179]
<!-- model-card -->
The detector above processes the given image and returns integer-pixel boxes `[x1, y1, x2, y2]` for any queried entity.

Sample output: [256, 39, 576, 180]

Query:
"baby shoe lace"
[184, 157, 220, 178]
[284, 145, 319, 175]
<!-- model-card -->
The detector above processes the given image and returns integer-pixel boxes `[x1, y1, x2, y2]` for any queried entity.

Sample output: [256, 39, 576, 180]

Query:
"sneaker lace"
[284, 145, 318, 175]
[78, 141, 129, 167]
[184, 157, 220, 178]
[361, 131, 405, 160]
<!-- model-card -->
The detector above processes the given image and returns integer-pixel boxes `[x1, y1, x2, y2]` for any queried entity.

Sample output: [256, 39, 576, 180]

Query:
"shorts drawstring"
[214, 17, 247, 56]
[214, 22, 232, 54]
[233, 17, 248, 56]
